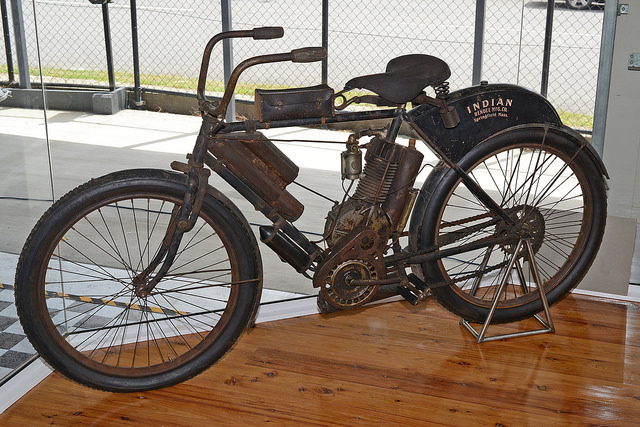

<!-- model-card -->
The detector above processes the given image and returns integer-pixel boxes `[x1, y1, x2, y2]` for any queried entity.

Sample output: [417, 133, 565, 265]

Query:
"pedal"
[398, 285, 420, 306]
[408, 273, 430, 293]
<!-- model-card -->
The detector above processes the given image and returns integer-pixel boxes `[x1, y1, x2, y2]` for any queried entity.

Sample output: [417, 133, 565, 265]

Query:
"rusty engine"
[208, 131, 423, 312]
[314, 135, 423, 311]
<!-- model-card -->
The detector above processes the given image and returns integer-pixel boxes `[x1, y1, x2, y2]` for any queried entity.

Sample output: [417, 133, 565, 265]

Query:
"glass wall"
[0, 0, 49, 380]
[0, 0, 611, 384]
[0, 0, 314, 385]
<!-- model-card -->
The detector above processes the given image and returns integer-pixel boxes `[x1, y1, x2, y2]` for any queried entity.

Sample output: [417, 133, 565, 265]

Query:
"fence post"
[1, 0, 14, 83]
[472, 0, 486, 85]
[322, 0, 328, 85]
[100, 1, 116, 91]
[592, 0, 619, 156]
[540, 0, 554, 98]
[130, 0, 144, 106]
[9, 0, 29, 89]
[221, 0, 235, 122]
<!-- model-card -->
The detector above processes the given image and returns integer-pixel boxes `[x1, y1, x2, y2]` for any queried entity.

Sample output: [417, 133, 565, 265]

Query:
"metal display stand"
[460, 239, 555, 343]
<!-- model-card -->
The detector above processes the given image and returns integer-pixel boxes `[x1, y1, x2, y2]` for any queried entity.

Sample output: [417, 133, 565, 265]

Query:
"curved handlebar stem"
[204, 47, 328, 119]
[206, 52, 292, 118]
[196, 27, 284, 113]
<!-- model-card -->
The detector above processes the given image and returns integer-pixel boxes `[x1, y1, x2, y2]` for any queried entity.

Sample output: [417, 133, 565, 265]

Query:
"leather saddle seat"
[344, 54, 451, 104]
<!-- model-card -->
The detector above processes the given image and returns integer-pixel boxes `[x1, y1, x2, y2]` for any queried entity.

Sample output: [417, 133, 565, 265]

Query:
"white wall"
[602, 0, 640, 285]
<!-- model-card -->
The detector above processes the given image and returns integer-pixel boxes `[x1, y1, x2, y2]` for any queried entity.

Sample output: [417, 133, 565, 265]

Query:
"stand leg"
[460, 238, 555, 343]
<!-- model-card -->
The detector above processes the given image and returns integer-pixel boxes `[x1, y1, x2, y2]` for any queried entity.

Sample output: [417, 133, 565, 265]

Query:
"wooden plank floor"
[2, 293, 639, 425]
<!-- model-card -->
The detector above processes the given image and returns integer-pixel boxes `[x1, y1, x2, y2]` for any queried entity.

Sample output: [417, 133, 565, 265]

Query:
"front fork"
[134, 116, 222, 297]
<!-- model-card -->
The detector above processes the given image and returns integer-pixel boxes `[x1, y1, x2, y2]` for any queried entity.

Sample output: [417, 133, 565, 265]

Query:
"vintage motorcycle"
[14, 27, 607, 391]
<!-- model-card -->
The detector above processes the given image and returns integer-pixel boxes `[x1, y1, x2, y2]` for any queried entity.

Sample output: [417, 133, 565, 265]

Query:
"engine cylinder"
[352, 137, 403, 205]
[351, 136, 424, 228]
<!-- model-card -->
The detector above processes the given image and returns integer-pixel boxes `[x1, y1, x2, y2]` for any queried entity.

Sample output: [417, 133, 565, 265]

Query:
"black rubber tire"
[15, 169, 261, 392]
[412, 127, 607, 323]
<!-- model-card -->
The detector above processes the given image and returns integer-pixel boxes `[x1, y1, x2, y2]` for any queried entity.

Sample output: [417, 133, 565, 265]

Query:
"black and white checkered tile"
[0, 283, 36, 380]
[0, 249, 307, 383]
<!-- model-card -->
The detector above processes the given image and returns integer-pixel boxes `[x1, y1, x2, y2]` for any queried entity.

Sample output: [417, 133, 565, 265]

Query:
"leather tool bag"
[254, 84, 334, 122]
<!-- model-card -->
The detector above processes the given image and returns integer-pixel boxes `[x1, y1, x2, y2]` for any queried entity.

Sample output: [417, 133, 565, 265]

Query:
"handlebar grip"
[290, 47, 327, 63]
[252, 27, 284, 40]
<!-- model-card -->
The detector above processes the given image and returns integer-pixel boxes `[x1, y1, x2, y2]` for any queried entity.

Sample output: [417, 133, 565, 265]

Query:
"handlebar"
[252, 26, 285, 40]
[291, 47, 327, 63]
[196, 27, 327, 118]
[197, 27, 284, 108]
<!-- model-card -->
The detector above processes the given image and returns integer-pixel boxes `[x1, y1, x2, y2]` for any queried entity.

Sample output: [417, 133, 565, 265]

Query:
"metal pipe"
[1, 0, 14, 83]
[321, 0, 329, 85]
[204, 46, 324, 117]
[472, 0, 486, 85]
[101, 2, 115, 91]
[592, 0, 619, 156]
[129, 0, 143, 105]
[212, 52, 292, 117]
[540, 0, 554, 97]
[9, 0, 29, 89]
[387, 234, 515, 266]
[260, 226, 311, 272]
[385, 111, 403, 141]
[220, 108, 400, 133]
[196, 29, 255, 105]
[221, 0, 236, 122]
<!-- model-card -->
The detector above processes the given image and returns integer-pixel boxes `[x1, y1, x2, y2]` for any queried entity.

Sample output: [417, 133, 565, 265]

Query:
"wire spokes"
[43, 194, 242, 370]
[437, 144, 587, 307]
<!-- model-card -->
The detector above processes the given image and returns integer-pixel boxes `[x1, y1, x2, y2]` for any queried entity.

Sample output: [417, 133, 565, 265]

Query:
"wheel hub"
[496, 205, 545, 255]
[132, 274, 150, 298]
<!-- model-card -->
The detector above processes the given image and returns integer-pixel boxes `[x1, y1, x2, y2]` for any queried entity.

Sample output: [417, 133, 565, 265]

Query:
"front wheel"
[412, 127, 606, 323]
[15, 169, 262, 391]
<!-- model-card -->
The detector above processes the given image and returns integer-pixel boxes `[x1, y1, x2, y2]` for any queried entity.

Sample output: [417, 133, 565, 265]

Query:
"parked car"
[565, 0, 605, 10]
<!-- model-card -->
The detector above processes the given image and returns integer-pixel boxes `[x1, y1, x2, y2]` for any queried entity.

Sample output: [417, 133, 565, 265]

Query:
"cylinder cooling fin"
[352, 137, 404, 205]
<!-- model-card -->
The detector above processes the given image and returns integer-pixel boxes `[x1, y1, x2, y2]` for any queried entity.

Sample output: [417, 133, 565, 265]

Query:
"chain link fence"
[1, 0, 603, 131]
[483, 0, 604, 131]
[547, 1, 604, 130]
[326, 1, 476, 94]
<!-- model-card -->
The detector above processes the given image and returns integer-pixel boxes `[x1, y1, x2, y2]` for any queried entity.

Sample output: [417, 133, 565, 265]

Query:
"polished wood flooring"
[2, 293, 639, 426]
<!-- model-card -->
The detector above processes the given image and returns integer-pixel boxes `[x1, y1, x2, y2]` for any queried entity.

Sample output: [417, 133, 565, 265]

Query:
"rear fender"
[407, 83, 562, 163]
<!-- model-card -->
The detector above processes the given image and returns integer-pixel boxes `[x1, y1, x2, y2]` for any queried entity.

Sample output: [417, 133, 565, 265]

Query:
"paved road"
[21, 0, 603, 116]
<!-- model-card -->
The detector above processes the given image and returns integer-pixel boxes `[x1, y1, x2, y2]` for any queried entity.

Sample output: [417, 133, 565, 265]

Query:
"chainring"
[319, 259, 379, 309]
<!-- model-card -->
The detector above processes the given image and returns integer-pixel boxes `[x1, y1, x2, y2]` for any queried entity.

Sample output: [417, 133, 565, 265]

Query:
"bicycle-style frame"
[148, 27, 607, 301]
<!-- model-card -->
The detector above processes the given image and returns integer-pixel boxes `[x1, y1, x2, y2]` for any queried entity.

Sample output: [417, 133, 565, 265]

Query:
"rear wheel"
[15, 169, 261, 391]
[413, 127, 606, 323]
